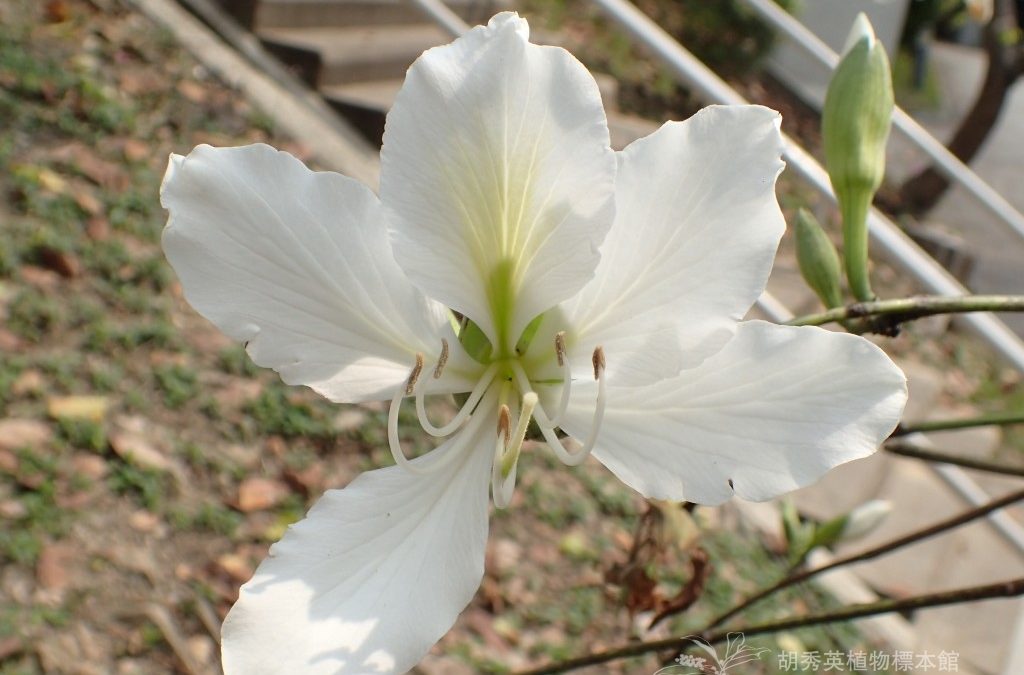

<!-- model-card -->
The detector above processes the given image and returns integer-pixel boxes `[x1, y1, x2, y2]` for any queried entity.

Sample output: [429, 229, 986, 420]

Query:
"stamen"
[509, 359, 570, 430]
[433, 339, 449, 379]
[405, 353, 424, 395]
[389, 356, 471, 475]
[501, 392, 537, 478]
[415, 362, 499, 437]
[531, 346, 607, 467]
[554, 331, 567, 367]
[491, 432, 518, 509]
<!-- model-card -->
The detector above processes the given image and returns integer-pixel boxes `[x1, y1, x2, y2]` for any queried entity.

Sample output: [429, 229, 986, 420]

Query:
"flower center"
[386, 330, 607, 507]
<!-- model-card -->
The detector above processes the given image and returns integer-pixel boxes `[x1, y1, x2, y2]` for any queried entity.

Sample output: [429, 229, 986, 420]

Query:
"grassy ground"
[3, 1, 1018, 674]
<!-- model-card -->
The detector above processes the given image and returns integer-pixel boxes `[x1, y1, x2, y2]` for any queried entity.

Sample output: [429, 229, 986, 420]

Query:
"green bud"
[811, 499, 892, 549]
[795, 209, 844, 309]
[781, 498, 814, 565]
[822, 13, 894, 302]
[839, 499, 892, 541]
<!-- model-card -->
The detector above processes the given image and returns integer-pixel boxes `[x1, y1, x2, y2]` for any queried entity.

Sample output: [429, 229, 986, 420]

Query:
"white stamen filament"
[388, 353, 473, 475]
[491, 432, 517, 508]
[510, 361, 556, 428]
[492, 392, 534, 508]
[501, 392, 537, 478]
[415, 362, 499, 437]
[510, 347, 607, 467]
[388, 338, 607, 485]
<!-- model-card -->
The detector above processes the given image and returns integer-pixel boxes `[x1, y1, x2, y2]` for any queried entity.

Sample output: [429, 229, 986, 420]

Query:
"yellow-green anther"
[822, 13, 893, 302]
[795, 208, 844, 309]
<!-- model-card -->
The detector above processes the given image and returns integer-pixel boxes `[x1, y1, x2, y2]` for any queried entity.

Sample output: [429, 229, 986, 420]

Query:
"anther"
[433, 339, 449, 379]
[592, 346, 605, 380]
[554, 331, 567, 367]
[497, 404, 511, 447]
[405, 353, 425, 395]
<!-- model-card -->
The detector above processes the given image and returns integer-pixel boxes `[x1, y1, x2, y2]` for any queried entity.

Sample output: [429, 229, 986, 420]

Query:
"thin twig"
[893, 411, 1024, 435]
[786, 294, 1024, 330]
[513, 578, 1024, 675]
[885, 442, 1024, 477]
[704, 577, 1024, 642]
[705, 487, 1024, 630]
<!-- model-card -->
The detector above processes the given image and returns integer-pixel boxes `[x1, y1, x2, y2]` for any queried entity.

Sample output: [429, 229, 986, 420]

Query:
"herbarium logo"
[654, 633, 770, 675]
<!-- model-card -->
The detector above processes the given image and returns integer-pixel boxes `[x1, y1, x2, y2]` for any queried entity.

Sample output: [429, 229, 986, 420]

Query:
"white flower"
[160, 13, 907, 674]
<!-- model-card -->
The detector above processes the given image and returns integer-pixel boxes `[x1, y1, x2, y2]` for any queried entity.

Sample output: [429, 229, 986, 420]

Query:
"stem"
[707, 487, 1024, 630]
[705, 577, 1024, 642]
[894, 411, 1024, 435]
[897, 411, 1024, 438]
[885, 442, 1024, 477]
[787, 294, 1024, 329]
[842, 196, 874, 302]
[514, 578, 1024, 675]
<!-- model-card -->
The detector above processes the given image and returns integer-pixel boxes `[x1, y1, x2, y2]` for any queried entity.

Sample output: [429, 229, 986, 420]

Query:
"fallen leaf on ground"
[47, 396, 109, 421]
[110, 430, 175, 474]
[0, 418, 53, 451]
[235, 477, 290, 512]
[19, 265, 62, 290]
[37, 246, 81, 278]
[214, 553, 253, 583]
[37, 542, 75, 590]
[11, 369, 44, 396]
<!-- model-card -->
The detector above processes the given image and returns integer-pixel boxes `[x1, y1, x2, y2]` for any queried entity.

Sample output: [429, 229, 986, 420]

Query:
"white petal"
[161, 144, 476, 403]
[221, 404, 497, 674]
[562, 105, 786, 382]
[563, 322, 907, 504]
[381, 13, 616, 353]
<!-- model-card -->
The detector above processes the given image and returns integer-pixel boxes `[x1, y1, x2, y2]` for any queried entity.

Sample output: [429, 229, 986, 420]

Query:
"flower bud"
[795, 208, 844, 309]
[822, 13, 893, 302]
[812, 499, 893, 549]
[840, 499, 892, 541]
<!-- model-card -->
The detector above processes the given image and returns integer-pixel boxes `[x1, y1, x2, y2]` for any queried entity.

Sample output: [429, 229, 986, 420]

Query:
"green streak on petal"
[487, 257, 517, 357]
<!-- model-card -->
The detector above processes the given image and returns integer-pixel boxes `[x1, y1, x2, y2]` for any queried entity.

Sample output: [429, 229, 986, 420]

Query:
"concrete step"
[258, 24, 450, 85]
[254, 0, 508, 30]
